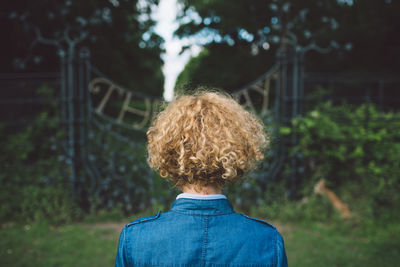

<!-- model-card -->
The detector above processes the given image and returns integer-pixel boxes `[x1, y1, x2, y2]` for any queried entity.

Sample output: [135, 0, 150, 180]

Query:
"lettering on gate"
[88, 70, 277, 130]
[89, 77, 160, 130]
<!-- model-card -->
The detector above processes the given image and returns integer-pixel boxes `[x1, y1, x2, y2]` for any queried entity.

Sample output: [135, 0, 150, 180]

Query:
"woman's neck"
[181, 184, 222, 195]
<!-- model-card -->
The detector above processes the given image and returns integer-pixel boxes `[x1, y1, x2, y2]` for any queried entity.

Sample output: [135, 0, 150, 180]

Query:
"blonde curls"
[147, 90, 268, 188]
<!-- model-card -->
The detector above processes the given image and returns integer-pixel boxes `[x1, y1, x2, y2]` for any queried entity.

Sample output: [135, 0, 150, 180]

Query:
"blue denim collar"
[169, 198, 235, 216]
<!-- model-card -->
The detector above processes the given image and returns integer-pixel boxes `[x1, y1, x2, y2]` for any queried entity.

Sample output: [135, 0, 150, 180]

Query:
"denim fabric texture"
[115, 198, 288, 267]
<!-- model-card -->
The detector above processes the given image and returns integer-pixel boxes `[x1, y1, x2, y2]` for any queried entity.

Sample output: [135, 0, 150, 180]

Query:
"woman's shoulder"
[239, 214, 277, 230]
[233, 213, 283, 239]
[124, 211, 162, 228]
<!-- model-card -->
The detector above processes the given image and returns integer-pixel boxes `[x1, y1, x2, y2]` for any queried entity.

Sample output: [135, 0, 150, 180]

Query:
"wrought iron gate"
[56, 44, 400, 211]
[57, 44, 308, 210]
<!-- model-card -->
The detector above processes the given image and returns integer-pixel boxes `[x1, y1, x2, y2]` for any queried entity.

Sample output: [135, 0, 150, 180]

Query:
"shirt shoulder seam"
[241, 214, 277, 229]
[126, 211, 162, 227]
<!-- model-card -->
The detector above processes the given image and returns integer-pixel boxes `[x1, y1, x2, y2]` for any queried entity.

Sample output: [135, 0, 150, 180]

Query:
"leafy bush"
[281, 102, 400, 222]
[0, 111, 81, 224]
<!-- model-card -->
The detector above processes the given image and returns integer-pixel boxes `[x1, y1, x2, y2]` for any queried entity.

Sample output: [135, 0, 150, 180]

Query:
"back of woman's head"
[147, 90, 268, 189]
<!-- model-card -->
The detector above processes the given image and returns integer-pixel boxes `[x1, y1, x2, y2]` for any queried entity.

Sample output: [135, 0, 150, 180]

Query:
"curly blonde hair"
[147, 90, 268, 189]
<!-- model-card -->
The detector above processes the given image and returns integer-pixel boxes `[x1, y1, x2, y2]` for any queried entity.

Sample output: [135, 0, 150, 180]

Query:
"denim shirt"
[116, 198, 288, 267]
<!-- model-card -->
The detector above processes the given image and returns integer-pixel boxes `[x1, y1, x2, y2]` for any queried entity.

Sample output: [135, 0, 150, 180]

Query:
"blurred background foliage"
[276, 103, 400, 223]
[0, 85, 81, 223]
[175, 0, 400, 90]
[0, 0, 164, 97]
[0, 0, 399, 229]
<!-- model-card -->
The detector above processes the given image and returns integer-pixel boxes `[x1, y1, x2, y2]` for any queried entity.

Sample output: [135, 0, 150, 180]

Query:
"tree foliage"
[175, 0, 400, 90]
[175, 43, 274, 92]
[1, 0, 164, 96]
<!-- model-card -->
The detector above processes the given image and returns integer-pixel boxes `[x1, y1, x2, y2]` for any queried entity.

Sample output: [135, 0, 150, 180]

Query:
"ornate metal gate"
[58, 44, 311, 211]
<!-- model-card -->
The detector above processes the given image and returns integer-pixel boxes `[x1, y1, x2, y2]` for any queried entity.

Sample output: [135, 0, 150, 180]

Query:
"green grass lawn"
[0, 221, 119, 267]
[1, 219, 399, 266]
[280, 221, 400, 266]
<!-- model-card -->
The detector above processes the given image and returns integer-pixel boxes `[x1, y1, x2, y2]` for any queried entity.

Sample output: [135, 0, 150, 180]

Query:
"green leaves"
[288, 102, 400, 220]
[2, 0, 164, 97]
[175, 43, 275, 91]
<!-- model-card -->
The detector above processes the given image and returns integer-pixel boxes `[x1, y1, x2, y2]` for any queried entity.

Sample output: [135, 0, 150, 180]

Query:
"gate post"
[277, 46, 303, 199]
[59, 47, 78, 201]
[78, 47, 91, 211]
[59, 45, 92, 209]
